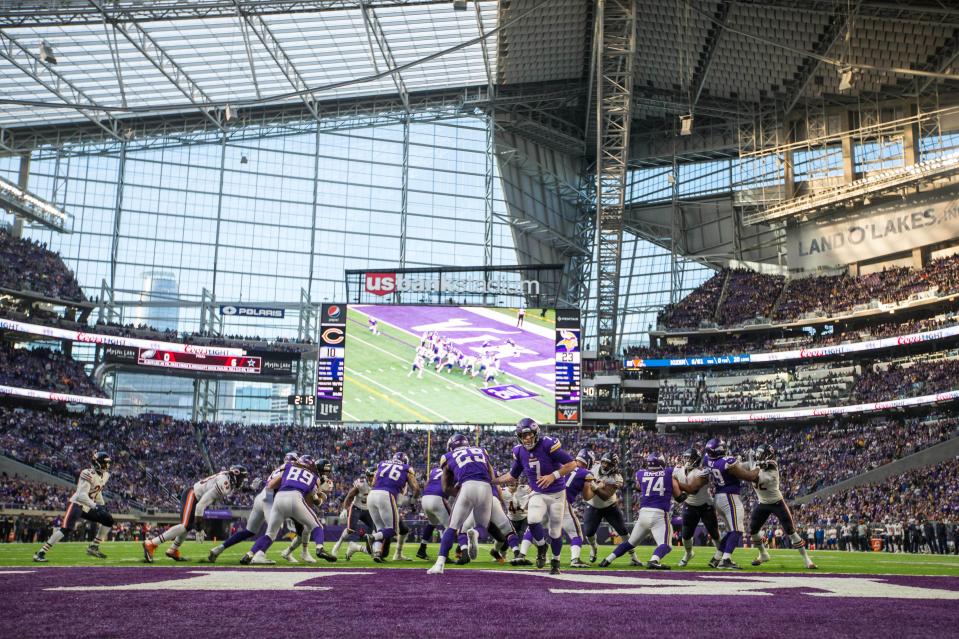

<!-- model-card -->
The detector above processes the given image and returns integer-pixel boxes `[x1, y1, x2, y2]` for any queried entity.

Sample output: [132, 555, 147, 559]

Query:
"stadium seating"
[0, 229, 85, 301]
[0, 342, 105, 398]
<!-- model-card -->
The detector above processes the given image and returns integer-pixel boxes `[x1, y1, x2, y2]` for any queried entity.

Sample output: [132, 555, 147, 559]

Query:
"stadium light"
[680, 114, 693, 136]
[453, 0, 468, 10]
[838, 67, 854, 92]
[224, 104, 236, 122]
[39, 41, 57, 65]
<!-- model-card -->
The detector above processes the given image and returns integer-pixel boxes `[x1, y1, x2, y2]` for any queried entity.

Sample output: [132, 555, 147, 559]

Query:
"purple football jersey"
[635, 467, 673, 511]
[441, 446, 492, 484]
[565, 466, 593, 504]
[372, 460, 412, 496]
[705, 456, 741, 495]
[278, 462, 318, 495]
[509, 436, 574, 495]
[423, 467, 445, 497]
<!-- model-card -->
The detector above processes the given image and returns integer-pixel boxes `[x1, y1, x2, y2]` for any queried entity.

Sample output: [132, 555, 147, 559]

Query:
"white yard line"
[348, 366, 453, 422]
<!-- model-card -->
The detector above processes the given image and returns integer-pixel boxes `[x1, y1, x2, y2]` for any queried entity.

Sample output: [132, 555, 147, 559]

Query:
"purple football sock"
[458, 532, 469, 548]
[653, 543, 672, 559]
[725, 531, 742, 554]
[549, 536, 563, 558]
[611, 540, 634, 559]
[250, 535, 273, 554]
[439, 528, 457, 558]
[528, 522, 546, 543]
[570, 536, 582, 547]
[221, 528, 255, 549]
[421, 524, 435, 543]
[506, 533, 519, 549]
[310, 527, 325, 545]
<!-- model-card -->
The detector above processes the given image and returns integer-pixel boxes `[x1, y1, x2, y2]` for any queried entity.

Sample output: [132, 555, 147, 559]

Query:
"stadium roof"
[1, 0, 958, 155]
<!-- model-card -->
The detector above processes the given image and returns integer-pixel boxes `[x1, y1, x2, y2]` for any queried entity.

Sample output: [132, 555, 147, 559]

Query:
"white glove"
[321, 479, 334, 493]
[339, 509, 348, 523]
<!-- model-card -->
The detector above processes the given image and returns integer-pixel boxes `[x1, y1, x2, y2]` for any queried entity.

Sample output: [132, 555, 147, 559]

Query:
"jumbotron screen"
[320, 305, 576, 424]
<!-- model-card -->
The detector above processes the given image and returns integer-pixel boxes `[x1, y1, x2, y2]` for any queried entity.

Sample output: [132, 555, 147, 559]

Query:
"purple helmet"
[447, 433, 470, 452]
[283, 451, 299, 464]
[575, 448, 595, 468]
[516, 417, 540, 450]
[297, 455, 317, 472]
[392, 452, 410, 465]
[705, 438, 726, 458]
[645, 452, 666, 469]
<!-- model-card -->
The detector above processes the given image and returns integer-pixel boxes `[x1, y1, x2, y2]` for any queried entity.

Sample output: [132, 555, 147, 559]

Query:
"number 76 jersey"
[634, 467, 674, 512]
[440, 446, 492, 484]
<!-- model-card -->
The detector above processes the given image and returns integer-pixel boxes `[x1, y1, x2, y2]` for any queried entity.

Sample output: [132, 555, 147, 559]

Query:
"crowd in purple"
[0, 229, 84, 301]
[0, 342, 105, 397]
[657, 254, 959, 330]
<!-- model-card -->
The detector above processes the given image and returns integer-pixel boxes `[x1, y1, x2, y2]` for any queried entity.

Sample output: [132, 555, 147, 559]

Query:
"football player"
[34, 451, 115, 562]
[493, 418, 578, 575]
[408, 351, 425, 378]
[674, 447, 723, 568]
[696, 438, 757, 569]
[206, 452, 297, 563]
[417, 464, 451, 560]
[143, 464, 248, 563]
[745, 444, 817, 569]
[427, 434, 497, 574]
[583, 451, 642, 566]
[331, 466, 377, 560]
[368, 317, 379, 335]
[278, 458, 338, 562]
[240, 456, 335, 564]
[600, 452, 696, 569]
[563, 449, 596, 567]
[368, 452, 420, 562]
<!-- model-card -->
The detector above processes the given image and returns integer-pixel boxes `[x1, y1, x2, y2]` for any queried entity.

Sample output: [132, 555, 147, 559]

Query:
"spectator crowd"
[0, 229, 84, 302]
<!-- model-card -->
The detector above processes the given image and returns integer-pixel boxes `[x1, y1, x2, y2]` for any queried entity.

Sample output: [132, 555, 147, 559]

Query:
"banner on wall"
[787, 192, 959, 269]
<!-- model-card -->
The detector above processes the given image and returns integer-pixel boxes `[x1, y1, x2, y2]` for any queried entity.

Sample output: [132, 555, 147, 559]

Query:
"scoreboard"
[315, 303, 346, 421]
[554, 308, 581, 423]
[137, 349, 261, 374]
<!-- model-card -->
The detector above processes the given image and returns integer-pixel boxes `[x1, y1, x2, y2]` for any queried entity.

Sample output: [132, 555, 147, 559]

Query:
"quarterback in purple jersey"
[427, 434, 497, 574]
[600, 452, 697, 569]
[493, 418, 578, 575]
[368, 452, 420, 562]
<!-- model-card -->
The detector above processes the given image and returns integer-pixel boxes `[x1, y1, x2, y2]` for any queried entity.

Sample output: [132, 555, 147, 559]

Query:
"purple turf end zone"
[3, 568, 958, 639]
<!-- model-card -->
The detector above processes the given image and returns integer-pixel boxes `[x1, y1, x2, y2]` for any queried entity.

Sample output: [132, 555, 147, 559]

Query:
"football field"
[341, 307, 556, 425]
[1, 543, 957, 638]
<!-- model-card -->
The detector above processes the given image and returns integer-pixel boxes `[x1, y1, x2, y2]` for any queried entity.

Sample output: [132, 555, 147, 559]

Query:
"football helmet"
[392, 452, 410, 465]
[681, 447, 702, 469]
[315, 458, 333, 477]
[515, 417, 540, 450]
[283, 451, 299, 464]
[755, 444, 776, 463]
[447, 433, 470, 452]
[228, 464, 248, 488]
[297, 455, 318, 473]
[645, 452, 666, 469]
[705, 438, 726, 458]
[575, 449, 595, 468]
[92, 451, 112, 473]
[365, 465, 377, 482]
[599, 451, 619, 474]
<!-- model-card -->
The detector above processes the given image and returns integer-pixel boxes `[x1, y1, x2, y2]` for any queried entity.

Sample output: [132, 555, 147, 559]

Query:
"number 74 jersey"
[634, 467, 674, 512]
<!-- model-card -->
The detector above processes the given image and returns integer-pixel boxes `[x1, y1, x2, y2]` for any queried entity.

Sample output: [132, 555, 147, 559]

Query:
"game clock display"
[137, 349, 261, 374]
[554, 309, 581, 423]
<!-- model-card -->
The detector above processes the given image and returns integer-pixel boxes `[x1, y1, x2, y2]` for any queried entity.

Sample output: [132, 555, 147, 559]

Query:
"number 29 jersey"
[634, 467, 673, 512]
[440, 446, 492, 484]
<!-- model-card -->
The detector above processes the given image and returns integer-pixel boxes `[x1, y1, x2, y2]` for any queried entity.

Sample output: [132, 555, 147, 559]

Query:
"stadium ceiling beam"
[90, 0, 226, 133]
[359, 2, 410, 113]
[0, 30, 122, 141]
[732, 0, 959, 25]
[918, 28, 959, 95]
[781, 0, 860, 118]
[231, 0, 321, 119]
[0, 0, 496, 28]
[689, 0, 733, 109]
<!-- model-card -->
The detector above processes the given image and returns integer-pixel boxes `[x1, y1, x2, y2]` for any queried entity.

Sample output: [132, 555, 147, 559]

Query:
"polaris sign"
[364, 272, 539, 296]
[220, 305, 285, 319]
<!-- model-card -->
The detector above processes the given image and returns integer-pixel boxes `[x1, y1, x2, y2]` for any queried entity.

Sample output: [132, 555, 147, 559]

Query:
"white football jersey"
[353, 477, 371, 510]
[502, 484, 530, 521]
[261, 466, 285, 499]
[673, 466, 712, 507]
[745, 461, 784, 504]
[70, 468, 109, 509]
[588, 464, 623, 508]
[193, 471, 233, 502]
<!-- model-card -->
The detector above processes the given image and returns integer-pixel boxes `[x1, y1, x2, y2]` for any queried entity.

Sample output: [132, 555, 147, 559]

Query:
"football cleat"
[678, 551, 693, 567]
[281, 550, 298, 563]
[806, 563, 819, 570]
[718, 559, 742, 570]
[598, 558, 612, 568]
[490, 548, 505, 564]
[206, 550, 220, 563]
[549, 558, 561, 575]
[346, 541, 362, 561]
[86, 547, 107, 559]
[165, 548, 187, 562]
[467, 530, 479, 560]
[426, 562, 444, 575]
[751, 554, 770, 566]
[392, 554, 412, 562]
[511, 556, 533, 566]
[455, 552, 471, 566]
[646, 561, 671, 570]
[708, 557, 721, 568]
[317, 548, 337, 563]
[569, 558, 590, 568]
[32, 552, 47, 563]
[250, 552, 275, 565]
[416, 546, 429, 560]
[142, 541, 156, 563]
[588, 548, 598, 563]
[629, 557, 644, 567]
[364, 535, 374, 555]
[239, 554, 253, 565]
[372, 552, 385, 563]
[535, 544, 548, 569]
[300, 551, 317, 564]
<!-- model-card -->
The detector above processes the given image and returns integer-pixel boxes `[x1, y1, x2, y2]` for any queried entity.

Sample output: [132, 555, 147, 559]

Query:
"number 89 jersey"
[634, 467, 673, 512]
[278, 463, 319, 496]
[440, 446, 492, 484]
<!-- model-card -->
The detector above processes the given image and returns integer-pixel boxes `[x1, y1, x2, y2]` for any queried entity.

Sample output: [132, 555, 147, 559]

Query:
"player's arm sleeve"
[508, 452, 523, 479]
[74, 473, 97, 510]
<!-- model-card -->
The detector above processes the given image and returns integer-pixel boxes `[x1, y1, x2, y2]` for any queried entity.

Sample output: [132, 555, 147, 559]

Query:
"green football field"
[342, 308, 555, 425]
[3, 541, 958, 576]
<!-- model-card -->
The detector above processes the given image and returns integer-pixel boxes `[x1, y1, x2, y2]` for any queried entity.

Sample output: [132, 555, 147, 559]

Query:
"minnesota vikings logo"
[557, 329, 579, 352]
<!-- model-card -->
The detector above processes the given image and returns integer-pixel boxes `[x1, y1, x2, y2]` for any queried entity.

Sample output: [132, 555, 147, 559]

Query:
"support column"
[903, 105, 920, 166]
[109, 142, 127, 289]
[840, 110, 856, 184]
[210, 135, 228, 299]
[12, 153, 30, 238]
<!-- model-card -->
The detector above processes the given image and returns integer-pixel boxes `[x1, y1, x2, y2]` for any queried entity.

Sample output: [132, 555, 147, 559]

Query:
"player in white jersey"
[206, 452, 298, 563]
[408, 352, 425, 378]
[745, 444, 817, 569]
[330, 467, 377, 559]
[674, 447, 723, 568]
[143, 465, 247, 563]
[34, 451, 115, 562]
[583, 452, 641, 565]
[482, 360, 499, 388]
